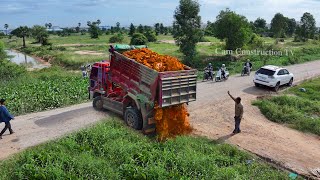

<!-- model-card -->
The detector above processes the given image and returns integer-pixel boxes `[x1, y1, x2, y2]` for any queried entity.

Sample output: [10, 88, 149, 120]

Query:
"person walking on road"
[227, 91, 243, 134]
[0, 99, 14, 139]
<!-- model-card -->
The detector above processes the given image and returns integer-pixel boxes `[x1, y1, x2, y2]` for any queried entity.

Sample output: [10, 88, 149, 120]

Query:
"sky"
[0, 0, 320, 29]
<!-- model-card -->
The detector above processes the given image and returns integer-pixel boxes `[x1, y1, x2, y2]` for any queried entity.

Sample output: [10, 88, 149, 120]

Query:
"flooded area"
[5, 50, 50, 69]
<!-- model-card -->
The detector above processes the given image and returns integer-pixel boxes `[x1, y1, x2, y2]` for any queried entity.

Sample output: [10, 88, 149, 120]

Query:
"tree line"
[4, 0, 319, 61]
[172, 0, 319, 64]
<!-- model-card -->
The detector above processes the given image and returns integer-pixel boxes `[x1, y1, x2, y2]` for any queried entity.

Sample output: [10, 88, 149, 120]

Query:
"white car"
[253, 65, 294, 91]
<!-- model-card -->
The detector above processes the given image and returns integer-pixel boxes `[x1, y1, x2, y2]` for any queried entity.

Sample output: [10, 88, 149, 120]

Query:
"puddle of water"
[5, 50, 49, 69]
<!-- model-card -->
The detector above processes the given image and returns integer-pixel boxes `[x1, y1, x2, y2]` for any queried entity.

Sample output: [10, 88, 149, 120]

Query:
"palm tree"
[48, 23, 52, 29]
[11, 26, 30, 48]
[97, 19, 101, 25]
[78, 23, 81, 27]
[4, 24, 8, 35]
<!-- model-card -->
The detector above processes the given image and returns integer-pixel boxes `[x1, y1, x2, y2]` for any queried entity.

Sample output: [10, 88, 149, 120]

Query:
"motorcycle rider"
[244, 59, 252, 74]
[204, 63, 213, 80]
[221, 64, 226, 79]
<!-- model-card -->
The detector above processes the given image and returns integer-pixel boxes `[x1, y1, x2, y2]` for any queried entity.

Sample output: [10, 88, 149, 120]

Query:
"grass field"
[253, 78, 320, 136]
[0, 119, 288, 179]
[0, 67, 88, 116]
[5, 34, 320, 74]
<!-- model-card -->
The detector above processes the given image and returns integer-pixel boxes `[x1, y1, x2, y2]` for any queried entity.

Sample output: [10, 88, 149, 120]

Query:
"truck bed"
[110, 51, 197, 108]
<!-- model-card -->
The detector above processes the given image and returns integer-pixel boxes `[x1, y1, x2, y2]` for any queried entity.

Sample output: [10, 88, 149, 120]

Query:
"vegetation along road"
[0, 60, 319, 177]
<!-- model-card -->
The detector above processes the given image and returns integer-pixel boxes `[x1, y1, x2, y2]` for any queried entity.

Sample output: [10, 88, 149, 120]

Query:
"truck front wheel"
[93, 96, 103, 111]
[124, 108, 143, 130]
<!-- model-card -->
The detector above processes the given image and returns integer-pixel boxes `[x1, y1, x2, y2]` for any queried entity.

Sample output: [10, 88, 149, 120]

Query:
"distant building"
[0, 29, 12, 34]
[46, 26, 63, 32]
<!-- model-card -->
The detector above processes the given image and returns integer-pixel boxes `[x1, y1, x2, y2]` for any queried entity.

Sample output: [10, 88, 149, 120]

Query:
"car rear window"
[257, 68, 275, 76]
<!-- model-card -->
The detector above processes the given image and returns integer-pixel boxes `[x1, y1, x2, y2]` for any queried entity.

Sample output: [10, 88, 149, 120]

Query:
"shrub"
[130, 33, 148, 45]
[144, 30, 157, 42]
[0, 60, 27, 80]
[0, 67, 88, 115]
[109, 33, 124, 43]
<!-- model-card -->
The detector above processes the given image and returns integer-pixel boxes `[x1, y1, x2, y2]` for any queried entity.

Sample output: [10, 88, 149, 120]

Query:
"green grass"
[49, 34, 131, 45]
[5, 35, 320, 71]
[0, 67, 88, 116]
[253, 78, 320, 136]
[0, 120, 288, 179]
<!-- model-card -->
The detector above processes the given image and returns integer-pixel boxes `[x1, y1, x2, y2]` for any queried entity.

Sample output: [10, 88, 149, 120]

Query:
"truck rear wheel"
[124, 108, 143, 130]
[93, 96, 103, 111]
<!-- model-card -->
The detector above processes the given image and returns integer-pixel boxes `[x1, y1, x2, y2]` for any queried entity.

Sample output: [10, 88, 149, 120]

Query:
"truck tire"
[93, 96, 103, 111]
[124, 108, 143, 130]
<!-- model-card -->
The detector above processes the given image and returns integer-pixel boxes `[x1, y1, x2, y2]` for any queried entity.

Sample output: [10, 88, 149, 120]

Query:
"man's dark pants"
[0, 121, 13, 136]
[233, 116, 241, 133]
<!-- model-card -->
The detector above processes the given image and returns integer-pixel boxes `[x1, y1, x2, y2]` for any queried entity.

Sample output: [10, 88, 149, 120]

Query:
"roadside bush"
[144, 30, 157, 42]
[109, 33, 124, 43]
[0, 60, 27, 81]
[0, 67, 88, 115]
[0, 42, 27, 80]
[248, 34, 264, 49]
[0, 40, 5, 58]
[130, 33, 148, 45]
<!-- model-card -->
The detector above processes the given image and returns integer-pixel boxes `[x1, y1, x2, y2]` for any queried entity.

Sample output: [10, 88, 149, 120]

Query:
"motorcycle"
[203, 69, 215, 81]
[241, 66, 251, 76]
[215, 68, 229, 82]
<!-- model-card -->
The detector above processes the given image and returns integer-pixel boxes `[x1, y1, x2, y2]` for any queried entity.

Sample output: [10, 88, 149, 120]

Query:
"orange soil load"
[123, 48, 192, 141]
[123, 48, 184, 72]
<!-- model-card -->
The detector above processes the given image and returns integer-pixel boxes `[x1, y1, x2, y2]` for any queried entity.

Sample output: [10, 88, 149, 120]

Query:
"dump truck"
[88, 45, 197, 134]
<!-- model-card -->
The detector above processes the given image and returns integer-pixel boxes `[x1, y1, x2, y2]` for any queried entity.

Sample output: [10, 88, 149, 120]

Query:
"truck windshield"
[257, 68, 275, 76]
[90, 67, 98, 79]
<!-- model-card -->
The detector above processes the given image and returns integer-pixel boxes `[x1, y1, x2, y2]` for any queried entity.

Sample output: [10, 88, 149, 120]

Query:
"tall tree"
[254, 18, 266, 29]
[214, 8, 252, 50]
[76, 22, 81, 33]
[87, 21, 100, 39]
[154, 23, 160, 35]
[137, 24, 144, 33]
[144, 25, 152, 32]
[159, 23, 165, 34]
[204, 21, 215, 36]
[270, 13, 288, 38]
[129, 23, 136, 36]
[11, 26, 30, 47]
[253, 18, 267, 35]
[4, 24, 9, 35]
[31, 25, 49, 45]
[173, 0, 202, 62]
[116, 22, 120, 32]
[285, 18, 296, 37]
[298, 12, 317, 40]
[48, 23, 52, 29]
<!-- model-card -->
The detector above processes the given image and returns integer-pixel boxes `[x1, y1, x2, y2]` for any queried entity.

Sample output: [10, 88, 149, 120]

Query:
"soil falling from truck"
[123, 48, 193, 140]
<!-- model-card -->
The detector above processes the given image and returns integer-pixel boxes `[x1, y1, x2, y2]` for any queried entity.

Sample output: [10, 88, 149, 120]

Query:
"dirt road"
[1, 61, 320, 177]
[189, 61, 320, 178]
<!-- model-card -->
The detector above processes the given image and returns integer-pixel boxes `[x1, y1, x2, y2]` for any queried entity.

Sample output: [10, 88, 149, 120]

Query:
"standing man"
[0, 99, 14, 139]
[227, 91, 243, 134]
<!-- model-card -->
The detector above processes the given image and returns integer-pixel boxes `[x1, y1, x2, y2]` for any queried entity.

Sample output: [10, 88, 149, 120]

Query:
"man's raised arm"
[227, 91, 236, 102]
